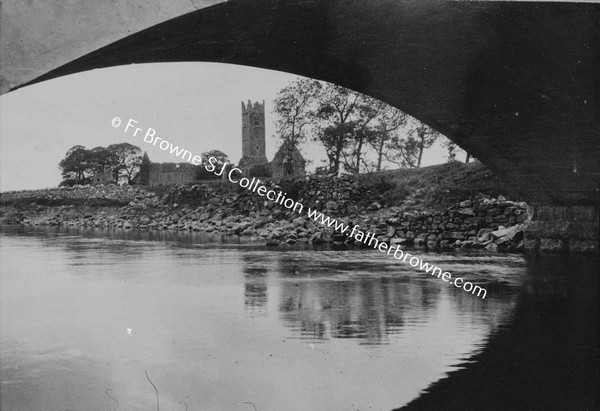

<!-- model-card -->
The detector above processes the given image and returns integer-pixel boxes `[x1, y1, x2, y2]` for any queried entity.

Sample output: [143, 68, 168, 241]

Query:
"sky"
[0, 62, 455, 191]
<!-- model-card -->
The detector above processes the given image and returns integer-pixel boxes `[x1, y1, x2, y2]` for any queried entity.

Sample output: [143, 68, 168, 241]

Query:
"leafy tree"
[368, 106, 409, 172]
[443, 139, 473, 163]
[202, 149, 229, 165]
[313, 164, 331, 176]
[89, 146, 119, 175]
[311, 83, 385, 174]
[340, 98, 386, 174]
[444, 140, 458, 162]
[273, 79, 405, 174]
[274, 78, 448, 173]
[58, 145, 94, 185]
[273, 78, 321, 175]
[106, 143, 142, 184]
[387, 121, 440, 168]
[197, 150, 232, 180]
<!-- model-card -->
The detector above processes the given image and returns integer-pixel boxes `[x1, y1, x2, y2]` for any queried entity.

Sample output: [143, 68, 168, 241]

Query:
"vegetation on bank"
[1, 162, 514, 211]
[356, 161, 519, 211]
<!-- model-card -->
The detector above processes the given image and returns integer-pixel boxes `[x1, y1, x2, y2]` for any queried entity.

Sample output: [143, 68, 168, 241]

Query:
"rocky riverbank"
[1, 163, 533, 253]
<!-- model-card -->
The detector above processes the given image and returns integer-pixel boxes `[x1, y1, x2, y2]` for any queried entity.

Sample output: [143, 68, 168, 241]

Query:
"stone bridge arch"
[4, 0, 600, 250]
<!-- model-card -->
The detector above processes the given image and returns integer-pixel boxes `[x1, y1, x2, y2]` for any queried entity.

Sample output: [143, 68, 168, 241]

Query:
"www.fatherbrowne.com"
[112, 116, 487, 300]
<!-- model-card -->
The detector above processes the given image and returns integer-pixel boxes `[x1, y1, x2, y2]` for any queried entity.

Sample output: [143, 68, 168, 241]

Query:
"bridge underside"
[7, 0, 600, 251]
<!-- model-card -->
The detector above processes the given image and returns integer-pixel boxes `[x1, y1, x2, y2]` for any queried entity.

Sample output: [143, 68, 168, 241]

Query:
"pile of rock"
[296, 174, 378, 214]
[7, 179, 529, 253]
[0, 184, 151, 205]
[342, 195, 529, 252]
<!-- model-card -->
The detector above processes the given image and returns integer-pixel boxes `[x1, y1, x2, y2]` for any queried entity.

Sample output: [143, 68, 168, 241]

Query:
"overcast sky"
[0, 62, 452, 191]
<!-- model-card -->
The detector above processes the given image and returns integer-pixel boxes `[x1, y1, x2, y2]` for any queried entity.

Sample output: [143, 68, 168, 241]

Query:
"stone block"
[552, 206, 573, 222]
[572, 206, 598, 222]
[477, 227, 492, 236]
[487, 208, 501, 216]
[414, 238, 426, 247]
[525, 220, 565, 238]
[458, 208, 475, 216]
[485, 243, 498, 252]
[569, 239, 598, 253]
[326, 201, 338, 210]
[565, 222, 599, 240]
[534, 205, 553, 221]
[522, 236, 538, 251]
[439, 240, 454, 250]
[539, 238, 567, 252]
[494, 215, 508, 223]
[427, 240, 439, 249]
[390, 237, 407, 245]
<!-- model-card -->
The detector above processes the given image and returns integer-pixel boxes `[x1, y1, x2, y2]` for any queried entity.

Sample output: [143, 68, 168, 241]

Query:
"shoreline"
[3, 163, 595, 254]
[0, 179, 530, 254]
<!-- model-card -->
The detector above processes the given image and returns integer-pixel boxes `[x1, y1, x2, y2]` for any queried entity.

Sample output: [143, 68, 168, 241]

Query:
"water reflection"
[278, 277, 410, 343]
[1, 226, 595, 410]
[243, 264, 269, 315]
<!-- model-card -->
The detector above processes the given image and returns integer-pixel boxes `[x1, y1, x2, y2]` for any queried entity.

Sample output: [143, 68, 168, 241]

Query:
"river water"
[0, 226, 597, 410]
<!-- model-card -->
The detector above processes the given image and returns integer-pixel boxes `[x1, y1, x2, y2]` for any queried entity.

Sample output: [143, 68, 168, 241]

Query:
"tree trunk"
[376, 134, 385, 172]
[334, 148, 341, 174]
[417, 138, 424, 168]
[354, 139, 364, 174]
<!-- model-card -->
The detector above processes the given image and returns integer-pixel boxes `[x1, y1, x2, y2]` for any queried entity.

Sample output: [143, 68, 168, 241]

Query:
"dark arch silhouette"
[12, 0, 600, 206]
[8, 0, 600, 251]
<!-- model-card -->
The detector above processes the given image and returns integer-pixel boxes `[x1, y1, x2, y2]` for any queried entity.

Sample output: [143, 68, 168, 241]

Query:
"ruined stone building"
[91, 170, 115, 185]
[138, 152, 197, 186]
[138, 99, 306, 185]
[270, 140, 306, 180]
[237, 100, 306, 180]
[238, 100, 269, 174]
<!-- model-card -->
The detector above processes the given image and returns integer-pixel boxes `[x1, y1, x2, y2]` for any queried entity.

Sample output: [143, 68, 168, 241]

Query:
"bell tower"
[239, 100, 269, 172]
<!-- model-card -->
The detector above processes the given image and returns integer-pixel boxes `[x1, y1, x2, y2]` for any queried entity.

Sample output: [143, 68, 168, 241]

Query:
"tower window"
[254, 116, 259, 126]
